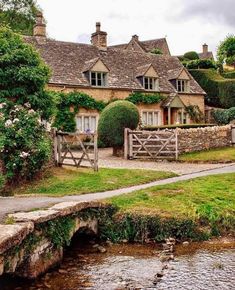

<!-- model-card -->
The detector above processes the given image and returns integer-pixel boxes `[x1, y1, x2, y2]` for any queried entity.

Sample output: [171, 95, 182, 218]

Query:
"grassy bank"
[179, 147, 235, 163]
[101, 173, 235, 242]
[12, 167, 176, 197]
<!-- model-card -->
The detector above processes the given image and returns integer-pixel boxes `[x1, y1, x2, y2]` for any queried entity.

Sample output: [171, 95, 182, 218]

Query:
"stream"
[0, 236, 234, 290]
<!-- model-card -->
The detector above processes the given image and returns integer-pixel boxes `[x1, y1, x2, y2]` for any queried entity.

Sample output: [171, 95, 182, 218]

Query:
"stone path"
[0, 164, 235, 222]
[98, 148, 232, 175]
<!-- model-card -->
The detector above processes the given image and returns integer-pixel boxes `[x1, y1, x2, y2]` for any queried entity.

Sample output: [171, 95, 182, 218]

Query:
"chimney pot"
[132, 34, 139, 41]
[33, 11, 46, 38]
[96, 22, 101, 32]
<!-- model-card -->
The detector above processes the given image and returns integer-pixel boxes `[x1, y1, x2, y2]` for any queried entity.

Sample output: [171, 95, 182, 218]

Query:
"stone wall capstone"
[177, 125, 232, 153]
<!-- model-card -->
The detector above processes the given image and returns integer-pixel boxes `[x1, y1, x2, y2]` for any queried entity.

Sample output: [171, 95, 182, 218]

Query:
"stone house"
[198, 44, 214, 60]
[25, 12, 206, 132]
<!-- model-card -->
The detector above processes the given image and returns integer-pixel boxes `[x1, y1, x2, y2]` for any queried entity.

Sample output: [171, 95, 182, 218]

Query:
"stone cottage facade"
[25, 12, 206, 132]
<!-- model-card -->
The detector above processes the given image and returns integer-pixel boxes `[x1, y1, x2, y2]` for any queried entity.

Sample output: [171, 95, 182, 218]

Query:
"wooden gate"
[124, 128, 178, 160]
[53, 129, 98, 171]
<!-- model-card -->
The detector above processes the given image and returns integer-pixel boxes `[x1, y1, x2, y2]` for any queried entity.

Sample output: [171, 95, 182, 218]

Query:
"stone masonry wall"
[178, 125, 232, 153]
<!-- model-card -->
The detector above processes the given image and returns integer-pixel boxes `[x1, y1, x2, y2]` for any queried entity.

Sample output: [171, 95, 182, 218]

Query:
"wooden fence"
[53, 129, 98, 171]
[124, 128, 178, 160]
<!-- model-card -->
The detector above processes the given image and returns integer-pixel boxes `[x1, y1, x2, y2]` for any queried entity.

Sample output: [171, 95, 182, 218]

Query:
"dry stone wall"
[177, 125, 232, 153]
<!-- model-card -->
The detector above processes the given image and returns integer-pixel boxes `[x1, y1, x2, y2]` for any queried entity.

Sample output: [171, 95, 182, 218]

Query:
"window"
[76, 115, 98, 132]
[90, 72, 106, 87]
[142, 111, 159, 126]
[143, 77, 156, 90]
[177, 112, 187, 124]
[176, 79, 189, 93]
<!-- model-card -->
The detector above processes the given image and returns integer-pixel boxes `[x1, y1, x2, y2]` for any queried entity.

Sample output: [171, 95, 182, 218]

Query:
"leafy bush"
[189, 69, 235, 108]
[151, 48, 163, 55]
[53, 92, 105, 132]
[0, 104, 51, 182]
[183, 59, 217, 69]
[0, 27, 53, 186]
[185, 105, 204, 123]
[217, 35, 235, 66]
[126, 92, 164, 105]
[98, 100, 139, 148]
[212, 107, 235, 125]
[222, 71, 235, 79]
[183, 51, 199, 60]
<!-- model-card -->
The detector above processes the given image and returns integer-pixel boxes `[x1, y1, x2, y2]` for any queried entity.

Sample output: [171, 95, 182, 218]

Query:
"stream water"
[0, 237, 234, 290]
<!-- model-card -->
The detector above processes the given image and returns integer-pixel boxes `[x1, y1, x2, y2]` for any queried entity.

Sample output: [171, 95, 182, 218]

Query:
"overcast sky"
[37, 0, 234, 56]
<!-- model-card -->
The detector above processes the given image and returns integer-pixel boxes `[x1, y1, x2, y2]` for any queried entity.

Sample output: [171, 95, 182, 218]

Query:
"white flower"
[28, 109, 35, 114]
[13, 118, 20, 124]
[24, 102, 31, 108]
[0, 103, 6, 109]
[19, 151, 30, 159]
[5, 120, 13, 127]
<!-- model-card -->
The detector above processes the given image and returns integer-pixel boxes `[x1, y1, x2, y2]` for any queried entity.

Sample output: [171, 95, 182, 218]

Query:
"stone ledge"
[8, 209, 60, 224]
[0, 222, 34, 255]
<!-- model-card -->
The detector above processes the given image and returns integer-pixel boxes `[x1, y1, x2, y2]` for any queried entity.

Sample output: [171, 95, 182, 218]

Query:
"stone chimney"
[91, 22, 107, 50]
[132, 35, 139, 42]
[33, 11, 46, 38]
[203, 43, 208, 54]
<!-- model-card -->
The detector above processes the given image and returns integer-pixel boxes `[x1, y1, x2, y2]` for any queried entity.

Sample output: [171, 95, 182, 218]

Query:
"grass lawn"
[109, 173, 235, 222]
[179, 147, 235, 163]
[13, 167, 176, 197]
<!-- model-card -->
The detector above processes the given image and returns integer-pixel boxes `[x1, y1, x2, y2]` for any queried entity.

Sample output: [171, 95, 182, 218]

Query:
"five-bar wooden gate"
[124, 128, 178, 160]
[53, 129, 98, 171]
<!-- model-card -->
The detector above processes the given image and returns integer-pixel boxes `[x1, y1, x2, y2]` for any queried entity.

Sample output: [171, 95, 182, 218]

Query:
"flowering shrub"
[0, 103, 51, 182]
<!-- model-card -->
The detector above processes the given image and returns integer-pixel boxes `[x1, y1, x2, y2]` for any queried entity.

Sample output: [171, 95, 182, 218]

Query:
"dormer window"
[90, 71, 107, 87]
[144, 77, 156, 90]
[176, 79, 189, 93]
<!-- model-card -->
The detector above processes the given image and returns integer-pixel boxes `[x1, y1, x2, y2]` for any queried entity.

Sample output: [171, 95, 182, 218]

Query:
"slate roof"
[24, 36, 205, 95]
[110, 38, 171, 55]
[198, 51, 214, 60]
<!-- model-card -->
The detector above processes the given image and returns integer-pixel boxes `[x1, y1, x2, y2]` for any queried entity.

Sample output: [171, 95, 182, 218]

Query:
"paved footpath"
[0, 164, 235, 222]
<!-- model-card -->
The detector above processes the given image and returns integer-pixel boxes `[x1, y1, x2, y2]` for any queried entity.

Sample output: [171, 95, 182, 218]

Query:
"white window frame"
[141, 110, 161, 126]
[90, 71, 107, 87]
[76, 114, 98, 133]
[177, 111, 188, 124]
[143, 77, 158, 91]
[176, 79, 189, 93]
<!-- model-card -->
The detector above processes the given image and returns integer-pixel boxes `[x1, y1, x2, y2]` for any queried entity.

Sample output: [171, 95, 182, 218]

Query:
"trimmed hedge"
[98, 100, 139, 147]
[222, 71, 235, 79]
[183, 51, 199, 60]
[126, 92, 164, 105]
[189, 69, 235, 108]
[183, 59, 217, 69]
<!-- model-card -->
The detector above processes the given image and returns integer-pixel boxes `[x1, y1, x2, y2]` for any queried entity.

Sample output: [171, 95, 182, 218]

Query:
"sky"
[37, 0, 234, 57]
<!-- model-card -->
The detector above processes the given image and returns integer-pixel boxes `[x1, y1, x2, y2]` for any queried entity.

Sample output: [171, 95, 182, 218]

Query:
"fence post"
[51, 128, 58, 166]
[124, 128, 129, 160]
[232, 125, 235, 147]
[175, 128, 179, 160]
[129, 131, 133, 159]
[94, 133, 98, 171]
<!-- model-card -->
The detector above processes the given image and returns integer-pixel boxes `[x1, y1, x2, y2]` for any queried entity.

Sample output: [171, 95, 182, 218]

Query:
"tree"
[98, 100, 139, 156]
[0, 27, 53, 187]
[0, 0, 39, 35]
[183, 51, 199, 61]
[217, 35, 235, 68]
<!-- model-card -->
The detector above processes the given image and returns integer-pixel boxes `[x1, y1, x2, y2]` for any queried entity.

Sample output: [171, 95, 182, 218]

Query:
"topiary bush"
[212, 107, 235, 125]
[183, 51, 199, 60]
[98, 100, 139, 154]
[183, 59, 217, 69]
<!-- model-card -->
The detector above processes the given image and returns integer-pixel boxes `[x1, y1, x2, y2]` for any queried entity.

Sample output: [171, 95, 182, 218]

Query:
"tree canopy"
[0, 0, 39, 35]
[217, 35, 235, 67]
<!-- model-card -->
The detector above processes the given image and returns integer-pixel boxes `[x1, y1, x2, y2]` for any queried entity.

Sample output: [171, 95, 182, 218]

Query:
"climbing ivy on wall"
[53, 92, 106, 132]
[126, 92, 164, 105]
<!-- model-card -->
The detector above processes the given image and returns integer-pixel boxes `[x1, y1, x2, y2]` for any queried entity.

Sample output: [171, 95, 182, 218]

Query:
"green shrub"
[183, 51, 199, 60]
[189, 69, 235, 108]
[212, 107, 235, 124]
[151, 48, 163, 55]
[222, 71, 235, 79]
[98, 100, 139, 148]
[126, 92, 164, 105]
[183, 59, 217, 69]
